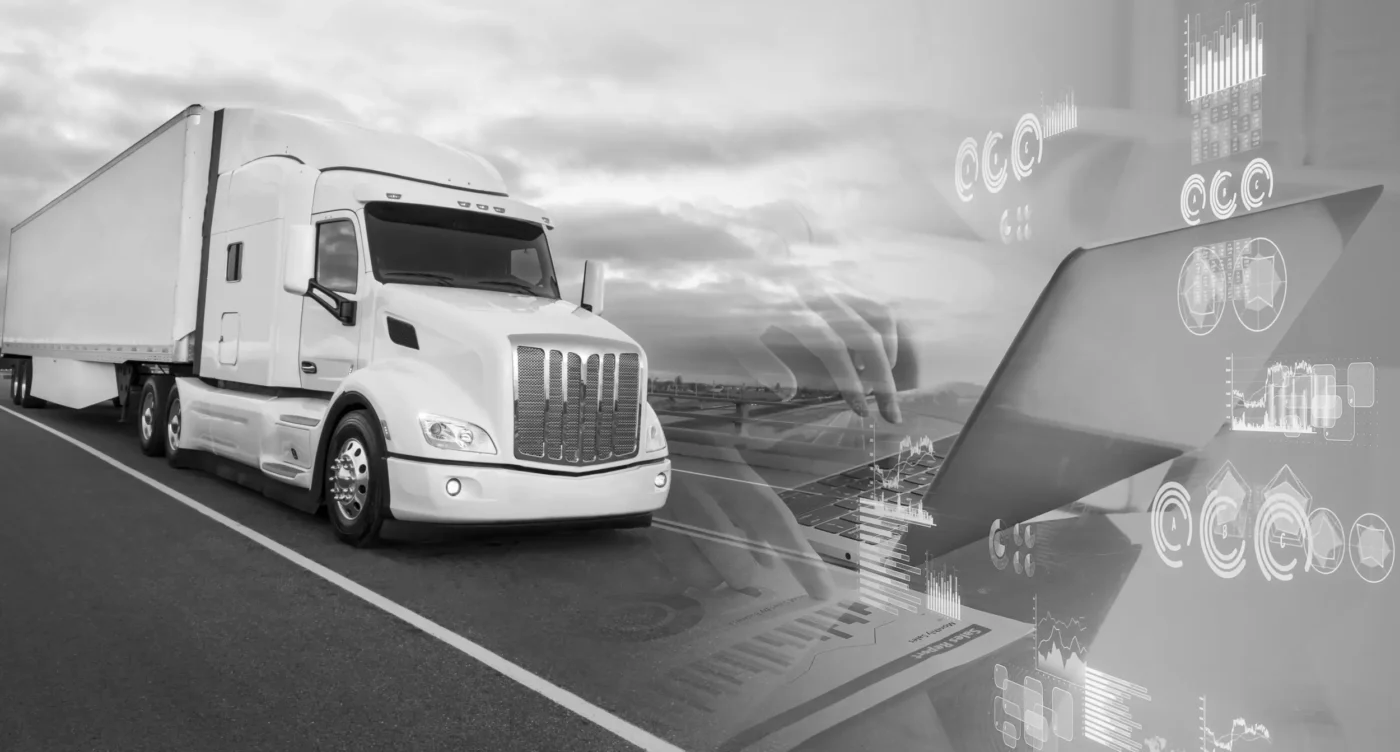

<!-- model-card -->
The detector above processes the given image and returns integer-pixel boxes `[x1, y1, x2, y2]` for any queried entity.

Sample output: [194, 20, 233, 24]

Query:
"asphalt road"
[0, 385, 709, 752]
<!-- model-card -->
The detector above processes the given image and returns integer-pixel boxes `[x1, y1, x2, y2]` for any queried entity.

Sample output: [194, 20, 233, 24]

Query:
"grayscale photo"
[0, 0, 1396, 750]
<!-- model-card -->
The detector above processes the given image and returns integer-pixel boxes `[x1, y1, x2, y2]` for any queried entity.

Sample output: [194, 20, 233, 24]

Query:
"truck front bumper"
[385, 455, 671, 524]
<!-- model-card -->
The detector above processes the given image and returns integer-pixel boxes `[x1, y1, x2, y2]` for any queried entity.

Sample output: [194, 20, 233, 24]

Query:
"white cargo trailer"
[1, 105, 671, 546]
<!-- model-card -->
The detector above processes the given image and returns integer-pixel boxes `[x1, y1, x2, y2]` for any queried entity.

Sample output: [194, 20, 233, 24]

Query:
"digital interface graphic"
[1150, 482, 1195, 569]
[1034, 598, 1088, 686]
[1185, 4, 1265, 165]
[1083, 667, 1152, 752]
[989, 518, 1039, 577]
[1349, 513, 1394, 584]
[1199, 696, 1272, 751]
[994, 662, 1075, 750]
[1176, 238, 1285, 335]
[857, 435, 938, 616]
[1180, 158, 1273, 225]
[956, 113, 1043, 202]
[1226, 355, 1376, 441]
[1150, 464, 1390, 584]
[924, 568, 962, 620]
[1041, 89, 1079, 139]
[1001, 204, 1033, 244]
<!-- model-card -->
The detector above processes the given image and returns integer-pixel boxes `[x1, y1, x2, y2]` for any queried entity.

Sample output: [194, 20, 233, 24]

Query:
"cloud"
[548, 204, 758, 269]
[549, 33, 687, 85]
[479, 113, 856, 175]
[77, 68, 362, 126]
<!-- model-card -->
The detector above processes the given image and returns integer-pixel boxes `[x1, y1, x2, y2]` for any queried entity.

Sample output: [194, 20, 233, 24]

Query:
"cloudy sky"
[0, 0, 1167, 387]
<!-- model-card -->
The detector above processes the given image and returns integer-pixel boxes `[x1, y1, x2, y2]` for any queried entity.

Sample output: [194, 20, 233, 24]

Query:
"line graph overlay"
[1199, 696, 1271, 751]
[1034, 596, 1088, 686]
[1226, 354, 1376, 442]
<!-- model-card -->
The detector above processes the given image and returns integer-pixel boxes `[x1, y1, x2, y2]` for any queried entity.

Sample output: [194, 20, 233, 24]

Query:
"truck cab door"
[299, 211, 364, 393]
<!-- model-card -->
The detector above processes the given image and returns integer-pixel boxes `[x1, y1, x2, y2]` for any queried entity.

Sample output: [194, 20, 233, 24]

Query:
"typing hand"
[653, 430, 837, 602]
[723, 279, 905, 425]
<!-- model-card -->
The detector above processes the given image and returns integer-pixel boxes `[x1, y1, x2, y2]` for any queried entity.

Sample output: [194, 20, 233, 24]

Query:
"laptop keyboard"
[778, 434, 960, 541]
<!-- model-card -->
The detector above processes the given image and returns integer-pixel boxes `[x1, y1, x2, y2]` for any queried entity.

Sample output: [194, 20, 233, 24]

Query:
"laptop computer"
[777, 184, 1383, 575]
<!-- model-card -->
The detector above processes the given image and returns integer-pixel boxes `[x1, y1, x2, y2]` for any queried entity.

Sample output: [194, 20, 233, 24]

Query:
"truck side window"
[225, 242, 242, 282]
[316, 220, 359, 294]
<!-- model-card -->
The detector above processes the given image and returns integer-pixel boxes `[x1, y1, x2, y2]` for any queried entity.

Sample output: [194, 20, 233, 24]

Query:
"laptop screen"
[904, 185, 1383, 566]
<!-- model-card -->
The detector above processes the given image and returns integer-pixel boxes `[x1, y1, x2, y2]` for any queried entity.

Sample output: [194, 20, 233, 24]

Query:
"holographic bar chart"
[925, 570, 961, 620]
[1185, 4, 1264, 102]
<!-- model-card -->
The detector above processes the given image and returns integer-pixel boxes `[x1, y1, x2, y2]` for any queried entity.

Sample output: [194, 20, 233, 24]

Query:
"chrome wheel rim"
[166, 399, 181, 453]
[330, 437, 370, 522]
[140, 391, 155, 442]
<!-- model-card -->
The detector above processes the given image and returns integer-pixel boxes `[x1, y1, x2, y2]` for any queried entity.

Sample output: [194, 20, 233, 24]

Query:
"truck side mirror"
[580, 260, 606, 316]
[283, 225, 316, 295]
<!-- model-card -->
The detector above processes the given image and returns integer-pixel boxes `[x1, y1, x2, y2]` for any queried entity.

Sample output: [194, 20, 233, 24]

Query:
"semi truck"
[1, 105, 671, 546]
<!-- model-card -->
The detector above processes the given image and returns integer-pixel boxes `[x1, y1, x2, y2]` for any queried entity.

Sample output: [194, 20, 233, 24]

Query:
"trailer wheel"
[8, 366, 19, 406]
[18, 360, 46, 409]
[164, 386, 183, 467]
[326, 410, 390, 548]
[137, 377, 172, 457]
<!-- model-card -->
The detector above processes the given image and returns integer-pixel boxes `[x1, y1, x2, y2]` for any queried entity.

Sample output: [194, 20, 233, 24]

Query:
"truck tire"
[326, 410, 390, 548]
[18, 360, 46, 409]
[137, 377, 172, 457]
[8, 367, 19, 406]
[164, 386, 184, 467]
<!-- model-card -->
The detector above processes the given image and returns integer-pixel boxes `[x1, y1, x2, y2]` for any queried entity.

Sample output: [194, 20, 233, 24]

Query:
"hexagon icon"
[1207, 461, 1251, 539]
[1263, 465, 1312, 539]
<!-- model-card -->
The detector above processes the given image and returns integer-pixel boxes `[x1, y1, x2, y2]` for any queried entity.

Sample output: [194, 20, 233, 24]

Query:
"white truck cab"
[1, 106, 671, 546]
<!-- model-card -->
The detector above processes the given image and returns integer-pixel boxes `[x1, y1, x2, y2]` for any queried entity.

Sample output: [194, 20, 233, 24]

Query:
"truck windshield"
[363, 201, 561, 299]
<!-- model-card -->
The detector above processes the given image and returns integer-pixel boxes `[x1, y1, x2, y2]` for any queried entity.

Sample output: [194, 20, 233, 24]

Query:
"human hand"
[722, 278, 906, 425]
[653, 427, 837, 602]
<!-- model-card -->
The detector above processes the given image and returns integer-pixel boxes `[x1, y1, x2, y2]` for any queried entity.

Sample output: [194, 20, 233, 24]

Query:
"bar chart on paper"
[1185, 4, 1265, 102]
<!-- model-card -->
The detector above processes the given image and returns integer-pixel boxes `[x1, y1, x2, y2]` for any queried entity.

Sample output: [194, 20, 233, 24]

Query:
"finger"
[649, 524, 729, 592]
[837, 293, 899, 368]
[782, 308, 871, 419]
[807, 294, 901, 424]
[669, 476, 762, 590]
[715, 479, 839, 602]
[688, 479, 780, 570]
[719, 332, 799, 401]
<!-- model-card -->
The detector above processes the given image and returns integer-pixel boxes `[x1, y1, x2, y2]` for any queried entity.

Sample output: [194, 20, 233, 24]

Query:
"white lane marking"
[0, 406, 685, 752]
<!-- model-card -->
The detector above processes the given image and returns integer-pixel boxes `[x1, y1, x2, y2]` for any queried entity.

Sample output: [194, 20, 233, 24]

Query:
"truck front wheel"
[18, 360, 46, 409]
[137, 377, 172, 456]
[326, 410, 390, 548]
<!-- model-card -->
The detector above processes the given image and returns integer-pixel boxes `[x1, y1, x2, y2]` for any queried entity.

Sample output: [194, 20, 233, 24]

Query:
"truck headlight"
[418, 414, 497, 455]
[645, 410, 667, 452]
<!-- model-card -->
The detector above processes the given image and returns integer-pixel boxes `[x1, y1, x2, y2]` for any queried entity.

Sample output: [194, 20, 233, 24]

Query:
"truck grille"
[514, 345, 642, 466]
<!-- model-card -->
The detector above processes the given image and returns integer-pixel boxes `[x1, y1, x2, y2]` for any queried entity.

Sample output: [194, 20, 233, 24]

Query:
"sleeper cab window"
[316, 219, 359, 294]
[225, 242, 242, 282]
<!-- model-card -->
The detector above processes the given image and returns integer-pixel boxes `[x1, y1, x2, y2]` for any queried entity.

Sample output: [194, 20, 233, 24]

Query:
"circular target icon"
[954, 137, 979, 203]
[1201, 490, 1248, 579]
[1151, 482, 1194, 569]
[1254, 491, 1313, 582]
